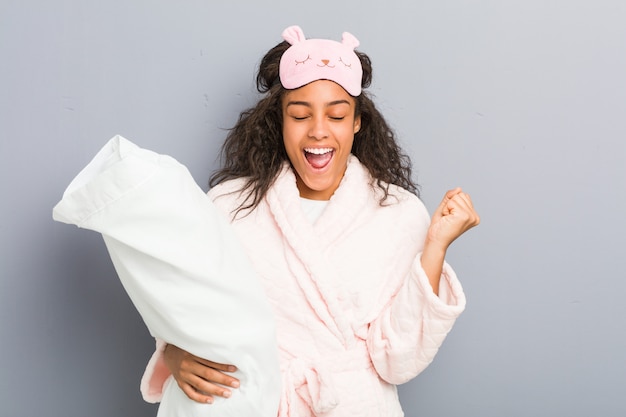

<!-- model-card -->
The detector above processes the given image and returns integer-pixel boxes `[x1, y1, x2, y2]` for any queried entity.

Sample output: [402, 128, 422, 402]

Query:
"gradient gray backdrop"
[1, 1, 625, 416]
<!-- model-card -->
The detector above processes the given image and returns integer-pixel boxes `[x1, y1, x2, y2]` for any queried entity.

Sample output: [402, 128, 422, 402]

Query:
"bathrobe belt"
[280, 345, 372, 416]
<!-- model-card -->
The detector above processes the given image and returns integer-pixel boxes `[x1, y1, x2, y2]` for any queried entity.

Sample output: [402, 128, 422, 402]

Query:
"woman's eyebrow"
[326, 100, 351, 107]
[285, 100, 311, 108]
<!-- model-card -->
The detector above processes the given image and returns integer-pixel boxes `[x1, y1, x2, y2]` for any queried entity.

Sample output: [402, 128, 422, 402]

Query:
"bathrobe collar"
[264, 155, 384, 346]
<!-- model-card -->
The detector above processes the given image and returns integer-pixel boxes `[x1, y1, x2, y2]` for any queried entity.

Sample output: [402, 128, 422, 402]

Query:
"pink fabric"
[141, 339, 169, 403]
[279, 25, 363, 96]
[142, 156, 466, 416]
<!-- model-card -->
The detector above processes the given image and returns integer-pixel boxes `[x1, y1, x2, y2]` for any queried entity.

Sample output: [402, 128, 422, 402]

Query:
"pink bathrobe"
[142, 156, 466, 416]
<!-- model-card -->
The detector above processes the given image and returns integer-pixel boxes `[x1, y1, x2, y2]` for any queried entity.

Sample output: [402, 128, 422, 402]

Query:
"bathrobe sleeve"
[367, 260, 466, 384]
[140, 339, 170, 403]
[365, 193, 466, 385]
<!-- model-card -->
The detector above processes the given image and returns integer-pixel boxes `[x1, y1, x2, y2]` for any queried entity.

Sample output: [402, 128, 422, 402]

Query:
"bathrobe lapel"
[265, 156, 376, 348]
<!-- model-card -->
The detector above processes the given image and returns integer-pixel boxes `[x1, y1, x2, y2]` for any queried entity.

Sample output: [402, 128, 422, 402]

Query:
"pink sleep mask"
[279, 25, 363, 96]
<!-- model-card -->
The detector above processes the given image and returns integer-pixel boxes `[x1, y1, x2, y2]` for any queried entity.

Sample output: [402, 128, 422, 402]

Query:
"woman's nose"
[308, 116, 329, 139]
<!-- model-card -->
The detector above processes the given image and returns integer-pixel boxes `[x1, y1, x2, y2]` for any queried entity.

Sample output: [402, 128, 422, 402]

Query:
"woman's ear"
[353, 115, 361, 134]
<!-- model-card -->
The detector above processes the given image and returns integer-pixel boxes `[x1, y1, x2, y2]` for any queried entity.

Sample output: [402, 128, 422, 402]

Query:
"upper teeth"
[305, 148, 333, 155]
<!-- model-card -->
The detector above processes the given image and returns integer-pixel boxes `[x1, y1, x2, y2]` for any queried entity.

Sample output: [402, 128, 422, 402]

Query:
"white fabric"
[52, 135, 281, 417]
[299, 197, 328, 224]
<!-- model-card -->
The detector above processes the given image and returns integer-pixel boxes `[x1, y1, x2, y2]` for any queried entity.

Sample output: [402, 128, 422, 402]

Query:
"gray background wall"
[1, 1, 625, 416]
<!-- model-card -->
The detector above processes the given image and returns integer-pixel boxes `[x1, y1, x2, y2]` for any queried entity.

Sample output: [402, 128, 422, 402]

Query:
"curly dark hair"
[209, 40, 419, 214]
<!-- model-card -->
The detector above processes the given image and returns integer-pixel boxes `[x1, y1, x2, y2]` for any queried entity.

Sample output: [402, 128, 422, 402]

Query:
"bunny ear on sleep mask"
[279, 25, 363, 96]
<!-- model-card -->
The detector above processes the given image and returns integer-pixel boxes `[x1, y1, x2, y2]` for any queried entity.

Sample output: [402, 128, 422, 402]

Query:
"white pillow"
[53, 135, 281, 417]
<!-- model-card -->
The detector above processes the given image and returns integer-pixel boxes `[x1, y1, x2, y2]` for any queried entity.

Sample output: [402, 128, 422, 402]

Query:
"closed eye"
[295, 55, 312, 65]
[339, 57, 352, 68]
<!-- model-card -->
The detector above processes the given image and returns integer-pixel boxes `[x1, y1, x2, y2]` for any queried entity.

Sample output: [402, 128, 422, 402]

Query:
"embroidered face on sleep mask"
[279, 25, 363, 96]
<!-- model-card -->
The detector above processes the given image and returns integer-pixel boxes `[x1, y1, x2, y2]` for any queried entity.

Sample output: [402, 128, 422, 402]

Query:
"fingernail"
[230, 380, 240, 388]
[223, 390, 232, 398]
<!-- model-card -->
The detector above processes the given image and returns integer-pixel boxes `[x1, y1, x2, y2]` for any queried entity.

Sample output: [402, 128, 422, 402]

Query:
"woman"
[141, 25, 480, 416]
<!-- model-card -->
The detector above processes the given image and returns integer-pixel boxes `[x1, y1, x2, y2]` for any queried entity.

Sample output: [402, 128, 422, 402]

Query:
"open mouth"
[304, 147, 334, 169]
